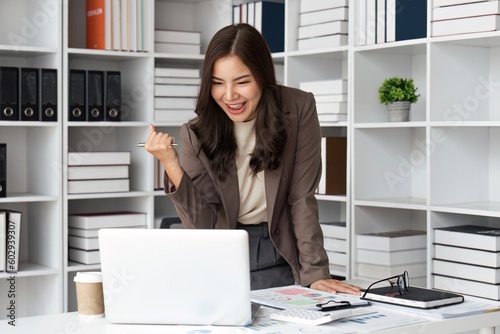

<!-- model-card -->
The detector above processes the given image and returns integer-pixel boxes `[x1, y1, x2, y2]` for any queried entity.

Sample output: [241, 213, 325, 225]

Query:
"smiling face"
[211, 55, 263, 123]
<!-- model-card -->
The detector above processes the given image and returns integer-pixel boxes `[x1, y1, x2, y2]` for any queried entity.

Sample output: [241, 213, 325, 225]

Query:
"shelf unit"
[64, 0, 349, 310]
[62, 0, 235, 313]
[351, 15, 500, 310]
[0, 0, 63, 319]
[3, 0, 500, 319]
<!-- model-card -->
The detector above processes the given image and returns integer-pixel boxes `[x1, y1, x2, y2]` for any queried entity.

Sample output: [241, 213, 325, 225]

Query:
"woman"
[145, 23, 360, 294]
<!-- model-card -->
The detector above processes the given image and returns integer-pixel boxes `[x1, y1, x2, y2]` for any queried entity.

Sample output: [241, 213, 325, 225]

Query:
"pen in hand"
[136, 142, 178, 147]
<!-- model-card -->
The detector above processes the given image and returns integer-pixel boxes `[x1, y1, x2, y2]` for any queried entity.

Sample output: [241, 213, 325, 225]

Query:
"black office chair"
[159, 216, 183, 229]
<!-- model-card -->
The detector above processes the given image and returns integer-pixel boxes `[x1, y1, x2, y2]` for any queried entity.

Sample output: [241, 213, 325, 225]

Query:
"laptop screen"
[98, 228, 252, 326]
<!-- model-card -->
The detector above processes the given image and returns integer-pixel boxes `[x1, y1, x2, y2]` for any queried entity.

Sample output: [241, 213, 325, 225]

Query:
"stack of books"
[154, 67, 199, 123]
[356, 230, 427, 287]
[299, 79, 347, 122]
[154, 29, 201, 54]
[86, 0, 150, 52]
[298, 0, 348, 51]
[320, 221, 347, 277]
[432, 0, 500, 37]
[68, 211, 147, 265]
[433, 225, 500, 300]
[67, 151, 131, 194]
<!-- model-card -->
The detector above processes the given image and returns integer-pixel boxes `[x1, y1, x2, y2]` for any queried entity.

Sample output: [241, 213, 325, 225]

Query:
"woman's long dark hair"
[191, 23, 287, 181]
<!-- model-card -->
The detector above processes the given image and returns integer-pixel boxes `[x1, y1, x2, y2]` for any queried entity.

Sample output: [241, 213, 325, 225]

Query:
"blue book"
[396, 0, 427, 41]
[255, 1, 285, 53]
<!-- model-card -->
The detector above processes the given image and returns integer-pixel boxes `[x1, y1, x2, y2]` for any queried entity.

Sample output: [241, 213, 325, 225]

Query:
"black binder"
[87, 70, 104, 121]
[0, 143, 5, 197]
[105, 71, 121, 121]
[40, 68, 58, 122]
[69, 69, 86, 121]
[20, 67, 39, 121]
[361, 285, 464, 309]
[0, 67, 20, 121]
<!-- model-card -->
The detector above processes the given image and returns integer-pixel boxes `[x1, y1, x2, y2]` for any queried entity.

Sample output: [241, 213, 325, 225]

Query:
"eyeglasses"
[316, 299, 351, 311]
[361, 271, 410, 299]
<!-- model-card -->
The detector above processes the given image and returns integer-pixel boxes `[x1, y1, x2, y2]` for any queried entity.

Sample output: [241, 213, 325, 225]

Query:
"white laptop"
[98, 228, 253, 326]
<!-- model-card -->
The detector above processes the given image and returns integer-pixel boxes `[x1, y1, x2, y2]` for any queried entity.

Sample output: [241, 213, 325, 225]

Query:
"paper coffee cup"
[74, 272, 105, 319]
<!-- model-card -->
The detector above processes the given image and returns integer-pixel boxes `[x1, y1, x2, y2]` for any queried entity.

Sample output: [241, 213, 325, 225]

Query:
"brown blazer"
[164, 85, 331, 286]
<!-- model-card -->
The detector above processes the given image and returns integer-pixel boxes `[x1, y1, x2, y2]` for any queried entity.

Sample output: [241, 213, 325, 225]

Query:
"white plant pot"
[387, 101, 411, 122]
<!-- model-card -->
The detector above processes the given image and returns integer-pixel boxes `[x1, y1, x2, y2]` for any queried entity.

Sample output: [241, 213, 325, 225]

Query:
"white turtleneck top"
[233, 118, 268, 225]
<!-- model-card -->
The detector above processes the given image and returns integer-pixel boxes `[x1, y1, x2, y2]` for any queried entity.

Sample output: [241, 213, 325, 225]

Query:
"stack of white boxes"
[320, 221, 347, 277]
[67, 151, 131, 194]
[68, 211, 147, 265]
[154, 67, 200, 123]
[298, 0, 348, 51]
[433, 225, 500, 300]
[154, 29, 201, 54]
[356, 230, 427, 287]
[432, 0, 500, 37]
[300, 79, 347, 122]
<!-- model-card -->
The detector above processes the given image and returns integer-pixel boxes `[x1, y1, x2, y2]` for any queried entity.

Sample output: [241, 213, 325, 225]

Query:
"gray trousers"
[236, 222, 295, 290]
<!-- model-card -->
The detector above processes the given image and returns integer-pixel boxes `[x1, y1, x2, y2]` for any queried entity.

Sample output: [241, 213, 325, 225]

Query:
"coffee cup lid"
[74, 271, 102, 283]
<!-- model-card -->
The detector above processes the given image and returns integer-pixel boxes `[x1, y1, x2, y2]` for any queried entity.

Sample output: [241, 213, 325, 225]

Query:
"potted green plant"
[378, 77, 420, 122]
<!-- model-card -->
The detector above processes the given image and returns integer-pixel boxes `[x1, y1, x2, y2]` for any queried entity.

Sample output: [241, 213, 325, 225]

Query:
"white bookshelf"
[2, 0, 500, 320]
[62, 0, 234, 313]
[0, 0, 63, 319]
[350, 1, 500, 303]
[286, 0, 350, 279]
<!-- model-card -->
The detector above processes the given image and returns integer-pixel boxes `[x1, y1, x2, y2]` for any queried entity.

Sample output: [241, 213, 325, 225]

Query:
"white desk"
[1, 305, 499, 334]
[2, 280, 500, 333]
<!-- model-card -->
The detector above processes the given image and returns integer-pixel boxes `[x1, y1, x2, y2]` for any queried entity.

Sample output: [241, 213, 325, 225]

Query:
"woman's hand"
[144, 124, 183, 188]
[310, 278, 362, 295]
